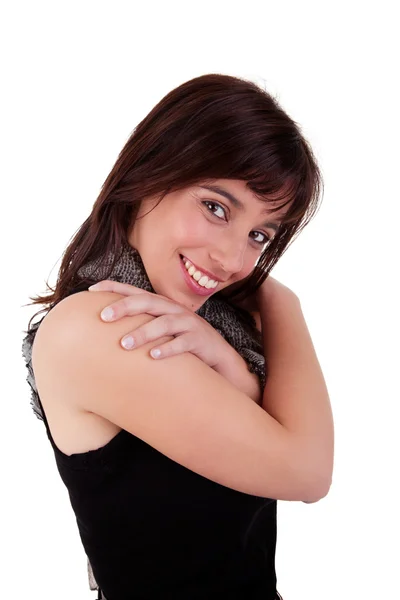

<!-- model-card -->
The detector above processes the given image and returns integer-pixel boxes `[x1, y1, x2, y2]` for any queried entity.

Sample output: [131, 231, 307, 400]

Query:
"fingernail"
[121, 336, 134, 349]
[88, 283, 101, 290]
[150, 348, 161, 358]
[101, 307, 114, 321]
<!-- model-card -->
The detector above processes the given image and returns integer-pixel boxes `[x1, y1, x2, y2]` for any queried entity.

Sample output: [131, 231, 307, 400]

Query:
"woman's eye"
[203, 201, 270, 246]
[203, 201, 227, 220]
[250, 231, 270, 245]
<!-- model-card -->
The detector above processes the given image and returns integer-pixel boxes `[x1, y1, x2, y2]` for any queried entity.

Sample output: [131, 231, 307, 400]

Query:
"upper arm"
[33, 290, 325, 502]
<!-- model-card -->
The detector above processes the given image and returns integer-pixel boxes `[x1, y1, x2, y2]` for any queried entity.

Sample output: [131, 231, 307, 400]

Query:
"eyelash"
[202, 200, 270, 246]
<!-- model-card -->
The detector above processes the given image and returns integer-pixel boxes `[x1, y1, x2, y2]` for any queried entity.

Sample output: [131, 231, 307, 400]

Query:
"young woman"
[22, 73, 334, 599]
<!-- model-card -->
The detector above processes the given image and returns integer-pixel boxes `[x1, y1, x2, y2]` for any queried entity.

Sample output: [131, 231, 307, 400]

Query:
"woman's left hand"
[88, 280, 232, 371]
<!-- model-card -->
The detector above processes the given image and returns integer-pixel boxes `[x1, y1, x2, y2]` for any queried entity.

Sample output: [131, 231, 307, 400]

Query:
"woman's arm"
[33, 290, 329, 502]
[257, 283, 334, 488]
[86, 281, 263, 404]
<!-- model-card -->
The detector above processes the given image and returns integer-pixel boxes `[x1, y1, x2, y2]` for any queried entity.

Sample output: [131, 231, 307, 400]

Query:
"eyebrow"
[198, 184, 280, 232]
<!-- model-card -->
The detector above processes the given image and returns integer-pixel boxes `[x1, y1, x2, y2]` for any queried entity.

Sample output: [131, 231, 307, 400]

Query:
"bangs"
[248, 175, 308, 227]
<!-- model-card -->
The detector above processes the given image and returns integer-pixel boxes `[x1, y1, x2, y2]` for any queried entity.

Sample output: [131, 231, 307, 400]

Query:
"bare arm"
[257, 283, 334, 495]
[34, 291, 328, 502]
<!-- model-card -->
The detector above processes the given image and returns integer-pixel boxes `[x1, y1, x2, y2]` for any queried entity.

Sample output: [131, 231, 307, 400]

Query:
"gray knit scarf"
[21, 243, 266, 592]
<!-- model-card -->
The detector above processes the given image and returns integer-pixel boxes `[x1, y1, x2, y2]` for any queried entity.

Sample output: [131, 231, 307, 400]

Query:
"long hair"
[24, 73, 323, 332]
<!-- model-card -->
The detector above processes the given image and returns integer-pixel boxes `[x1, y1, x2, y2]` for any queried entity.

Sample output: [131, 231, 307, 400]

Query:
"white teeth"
[193, 270, 202, 282]
[182, 256, 218, 289]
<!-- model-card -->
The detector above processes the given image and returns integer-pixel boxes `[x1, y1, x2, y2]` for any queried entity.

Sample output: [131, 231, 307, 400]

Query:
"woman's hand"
[88, 279, 264, 404]
[88, 280, 234, 371]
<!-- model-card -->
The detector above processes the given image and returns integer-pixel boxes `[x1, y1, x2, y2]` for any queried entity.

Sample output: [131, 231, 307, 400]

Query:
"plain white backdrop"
[2, 1, 399, 598]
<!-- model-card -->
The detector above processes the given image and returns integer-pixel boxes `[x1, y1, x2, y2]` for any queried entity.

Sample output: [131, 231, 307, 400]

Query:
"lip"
[180, 255, 223, 282]
[179, 255, 217, 297]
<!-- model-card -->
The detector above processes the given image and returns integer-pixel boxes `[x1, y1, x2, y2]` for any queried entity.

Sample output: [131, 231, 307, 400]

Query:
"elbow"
[303, 479, 332, 503]
[302, 467, 333, 503]
[302, 440, 334, 503]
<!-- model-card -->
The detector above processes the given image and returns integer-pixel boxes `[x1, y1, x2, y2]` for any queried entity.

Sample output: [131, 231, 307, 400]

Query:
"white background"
[2, 1, 399, 598]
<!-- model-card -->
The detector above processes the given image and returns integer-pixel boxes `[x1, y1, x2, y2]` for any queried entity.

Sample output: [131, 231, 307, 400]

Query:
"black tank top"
[31, 282, 279, 600]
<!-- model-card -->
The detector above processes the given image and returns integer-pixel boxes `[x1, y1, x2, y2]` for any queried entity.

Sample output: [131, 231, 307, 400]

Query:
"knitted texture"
[22, 243, 266, 422]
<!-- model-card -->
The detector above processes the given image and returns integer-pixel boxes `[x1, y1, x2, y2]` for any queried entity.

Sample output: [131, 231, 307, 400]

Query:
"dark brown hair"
[24, 73, 323, 332]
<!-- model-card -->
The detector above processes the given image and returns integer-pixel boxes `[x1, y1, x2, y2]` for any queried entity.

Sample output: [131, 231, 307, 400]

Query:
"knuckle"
[134, 327, 147, 345]
[180, 335, 191, 352]
[121, 296, 132, 311]
[116, 296, 134, 314]
[103, 280, 117, 292]
[172, 337, 185, 354]
[161, 314, 174, 329]
[160, 341, 175, 357]
[107, 299, 121, 313]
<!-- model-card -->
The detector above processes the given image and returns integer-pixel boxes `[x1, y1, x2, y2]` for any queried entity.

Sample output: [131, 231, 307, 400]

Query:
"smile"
[179, 255, 219, 297]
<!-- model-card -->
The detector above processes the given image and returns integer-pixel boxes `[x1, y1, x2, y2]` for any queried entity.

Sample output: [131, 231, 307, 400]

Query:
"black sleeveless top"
[28, 282, 279, 600]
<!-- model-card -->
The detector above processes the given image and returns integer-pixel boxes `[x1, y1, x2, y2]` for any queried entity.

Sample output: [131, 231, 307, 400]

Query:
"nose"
[210, 236, 247, 278]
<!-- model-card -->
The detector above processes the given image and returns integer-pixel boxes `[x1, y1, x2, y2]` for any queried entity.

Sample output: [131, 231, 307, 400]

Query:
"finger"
[120, 314, 190, 349]
[88, 280, 146, 295]
[101, 295, 184, 322]
[149, 336, 190, 360]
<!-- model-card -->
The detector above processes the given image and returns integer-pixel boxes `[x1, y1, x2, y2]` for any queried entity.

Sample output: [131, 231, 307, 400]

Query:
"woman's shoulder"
[29, 290, 127, 455]
[36, 288, 122, 335]
[30, 289, 127, 388]
[34, 279, 112, 330]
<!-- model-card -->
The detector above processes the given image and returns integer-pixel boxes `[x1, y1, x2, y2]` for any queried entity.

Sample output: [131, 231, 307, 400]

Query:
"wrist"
[213, 342, 242, 378]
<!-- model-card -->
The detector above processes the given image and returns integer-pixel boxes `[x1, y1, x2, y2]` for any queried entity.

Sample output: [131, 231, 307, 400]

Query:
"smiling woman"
[125, 178, 290, 313]
[21, 73, 331, 600]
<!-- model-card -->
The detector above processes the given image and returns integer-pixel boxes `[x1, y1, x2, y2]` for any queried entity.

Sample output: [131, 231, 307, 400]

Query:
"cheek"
[174, 215, 210, 244]
[239, 256, 259, 281]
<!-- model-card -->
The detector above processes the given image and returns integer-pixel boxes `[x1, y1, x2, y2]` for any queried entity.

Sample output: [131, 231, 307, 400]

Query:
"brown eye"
[203, 201, 270, 247]
[250, 231, 270, 245]
[202, 201, 227, 220]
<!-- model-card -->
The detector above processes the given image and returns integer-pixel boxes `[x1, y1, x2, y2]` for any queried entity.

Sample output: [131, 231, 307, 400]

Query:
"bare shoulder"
[32, 289, 160, 410]
[32, 288, 217, 421]
[39, 289, 235, 410]
[31, 290, 134, 454]
[34, 289, 156, 362]
[34, 289, 130, 343]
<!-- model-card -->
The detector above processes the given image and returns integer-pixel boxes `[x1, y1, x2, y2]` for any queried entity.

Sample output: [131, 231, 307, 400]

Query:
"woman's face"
[129, 179, 286, 312]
